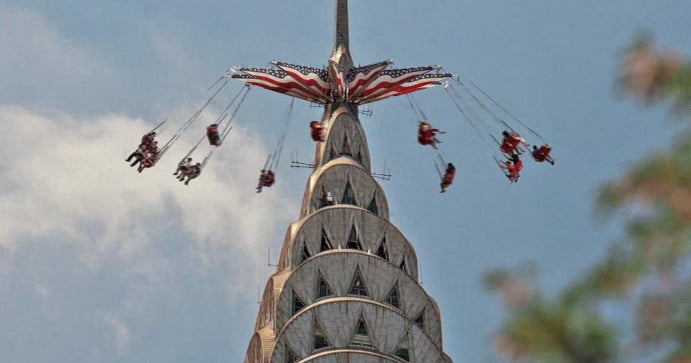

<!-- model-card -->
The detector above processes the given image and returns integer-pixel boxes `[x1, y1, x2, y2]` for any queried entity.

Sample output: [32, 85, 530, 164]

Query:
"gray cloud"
[0, 106, 298, 360]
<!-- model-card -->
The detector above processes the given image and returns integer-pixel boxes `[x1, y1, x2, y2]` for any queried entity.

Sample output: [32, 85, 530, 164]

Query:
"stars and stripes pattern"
[272, 61, 331, 97]
[328, 60, 346, 99]
[228, 62, 452, 105]
[346, 59, 392, 98]
[360, 72, 455, 104]
[230, 73, 316, 101]
[228, 66, 329, 104]
[349, 66, 439, 104]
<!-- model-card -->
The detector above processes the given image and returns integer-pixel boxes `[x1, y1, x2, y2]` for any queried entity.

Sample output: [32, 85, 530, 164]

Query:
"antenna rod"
[334, 0, 349, 48]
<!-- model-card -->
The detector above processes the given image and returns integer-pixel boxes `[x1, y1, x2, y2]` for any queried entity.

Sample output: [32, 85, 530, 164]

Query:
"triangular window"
[367, 195, 378, 214]
[345, 226, 362, 250]
[285, 345, 298, 363]
[355, 149, 362, 163]
[293, 289, 306, 315]
[375, 238, 389, 260]
[399, 256, 408, 273]
[394, 333, 411, 361]
[342, 181, 357, 205]
[385, 282, 401, 309]
[341, 135, 352, 156]
[348, 266, 369, 297]
[328, 146, 337, 161]
[320, 227, 332, 252]
[314, 319, 331, 350]
[414, 308, 425, 330]
[317, 271, 334, 299]
[350, 316, 374, 348]
[298, 242, 311, 264]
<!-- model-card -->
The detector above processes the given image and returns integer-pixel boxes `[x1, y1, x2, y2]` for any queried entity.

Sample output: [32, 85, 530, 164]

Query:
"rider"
[126, 132, 157, 166]
[418, 121, 443, 149]
[146, 141, 159, 154]
[310, 121, 326, 142]
[499, 130, 528, 155]
[440, 163, 456, 193]
[264, 170, 276, 187]
[136, 141, 160, 173]
[531, 145, 555, 165]
[182, 163, 202, 185]
[174, 157, 193, 177]
[503, 154, 523, 183]
[207, 124, 221, 146]
[126, 144, 146, 166]
[141, 131, 156, 147]
[256, 169, 276, 193]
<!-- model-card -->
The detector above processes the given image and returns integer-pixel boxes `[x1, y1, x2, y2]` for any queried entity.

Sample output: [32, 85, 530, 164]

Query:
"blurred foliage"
[619, 32, 691, 113]
[485, 34, 691, 363]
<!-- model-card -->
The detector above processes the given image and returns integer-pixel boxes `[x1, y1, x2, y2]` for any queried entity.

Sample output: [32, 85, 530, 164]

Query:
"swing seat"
[207, 125, 221, 146]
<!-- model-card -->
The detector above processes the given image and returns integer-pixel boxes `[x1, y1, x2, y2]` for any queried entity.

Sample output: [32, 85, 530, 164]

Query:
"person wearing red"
[256, 169, 276, 193]
[264, 170, 275, 187]
[310, 121, 326, 142]
[137, 152, 159, 173]
[531, 144, 555, 165]
[499, 130, 528, 155]
[146, 140, 159, 154]
[418, 121, 443, 149]
[126, 132, 156, 166]
[440, 162, 456, 193]
[207, 124, 221, 146]
[141, 131, 156, 146]
[503, 154, 523, 183]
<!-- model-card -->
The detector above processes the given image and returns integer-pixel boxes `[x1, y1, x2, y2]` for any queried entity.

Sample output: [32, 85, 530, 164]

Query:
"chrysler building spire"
[238, 1, 455, 362]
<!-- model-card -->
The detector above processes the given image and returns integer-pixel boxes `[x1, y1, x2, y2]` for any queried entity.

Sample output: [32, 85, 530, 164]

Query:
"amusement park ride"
[126, 1, 554, 362]
[125, 4, 553, 191]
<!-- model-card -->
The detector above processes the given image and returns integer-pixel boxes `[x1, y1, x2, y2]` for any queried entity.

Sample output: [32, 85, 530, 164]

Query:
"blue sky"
[1, 1, 690, 362]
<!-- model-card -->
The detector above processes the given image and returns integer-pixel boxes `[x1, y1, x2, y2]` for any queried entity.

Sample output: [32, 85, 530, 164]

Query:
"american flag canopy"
[228, 62, 452, 105]
[328, 60, 346, 99]
[359, 72, 455, 104]
[346, 59, 392, 98]
[273, 61, 331, 97]
[229, 66, 330, 104]
[349, 66, 439, 104]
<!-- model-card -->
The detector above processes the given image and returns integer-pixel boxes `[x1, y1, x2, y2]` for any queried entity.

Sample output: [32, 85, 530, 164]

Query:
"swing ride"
[125, 54, 555, 192]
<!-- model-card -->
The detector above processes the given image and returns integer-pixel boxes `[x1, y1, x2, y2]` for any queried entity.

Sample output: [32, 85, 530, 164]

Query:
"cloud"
[0, 104, 296, 284]
[0, 105, 299, 359]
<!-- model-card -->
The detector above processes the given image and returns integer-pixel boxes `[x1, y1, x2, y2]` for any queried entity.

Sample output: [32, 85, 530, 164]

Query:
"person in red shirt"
[418, 121, 443, 149]
[126, 132, 157, 165]
[502, 154, 523, 183]
[207, 124, 221, 146]
[440, 163, 456, 193]
[141, 131, 156, 147]
[499, 130, 528, 156]
[310, 121, 326, 142]
[531, 144, 555, 165]
[256, 169, 276, 193]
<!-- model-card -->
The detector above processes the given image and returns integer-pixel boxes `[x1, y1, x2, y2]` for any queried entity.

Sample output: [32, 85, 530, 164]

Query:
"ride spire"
[331, 0, 353, 70]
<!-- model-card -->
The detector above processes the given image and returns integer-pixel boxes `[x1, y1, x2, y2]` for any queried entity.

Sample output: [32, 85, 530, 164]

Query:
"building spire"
[331, 0, 353, 69]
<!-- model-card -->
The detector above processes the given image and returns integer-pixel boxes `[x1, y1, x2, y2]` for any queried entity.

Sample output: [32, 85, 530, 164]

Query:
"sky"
[0, 1, 690, 362]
